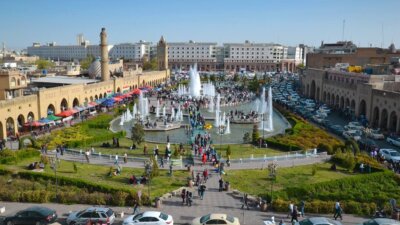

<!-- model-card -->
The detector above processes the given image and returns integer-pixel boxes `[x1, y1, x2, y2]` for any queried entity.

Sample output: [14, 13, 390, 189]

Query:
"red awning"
[88, 102, 98, 107]
[24, 121, 44, 127]
[113, 97, 123, 102]
[56, 109, 78, 117]
[130, 88, 141, 95]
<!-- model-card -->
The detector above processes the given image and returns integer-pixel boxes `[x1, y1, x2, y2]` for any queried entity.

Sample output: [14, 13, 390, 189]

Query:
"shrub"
[73, 163, 78, 173]
[317, 143, 333, 154]
[252, 124, 260, 144]
[0, 149, 40, 164]
[311, 165, 318, 176]
[226, 145, 231, 157]
[112, 191, 129, 206]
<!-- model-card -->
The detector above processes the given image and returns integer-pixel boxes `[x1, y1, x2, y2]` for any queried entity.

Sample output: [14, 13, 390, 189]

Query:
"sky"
[1, 0, 400, 50]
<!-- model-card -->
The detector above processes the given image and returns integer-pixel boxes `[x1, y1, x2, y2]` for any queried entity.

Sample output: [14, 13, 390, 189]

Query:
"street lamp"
[268, 161, 278, 205]
[144, 160, 152, 205]
[51, 157, 59, 202]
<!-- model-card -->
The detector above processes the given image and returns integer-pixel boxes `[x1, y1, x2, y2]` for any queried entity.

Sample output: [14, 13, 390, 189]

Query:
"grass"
[5, 156, 189, 198]
[90, 138, 288, 160]
[225, 163, 350, 197]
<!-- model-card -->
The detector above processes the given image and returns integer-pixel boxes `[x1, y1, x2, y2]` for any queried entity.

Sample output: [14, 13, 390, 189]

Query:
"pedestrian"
[181, 189, 186, 205]
[203, 169, 208, 182]
[85, 149, 90, 163]
[219, 178, 224, 192]
[132, 200, 140, 215]
[300, 200, 305, 217]
[143, 144, 148, 155]
[287, 201, 294, 218]
[291, 205, 299, 223]
[241, 193, 249, 210]
[334, 201, 343, 220]
[123, 153, 128, 164]
[159, 157, 164, 168]
[359, 163, 364, 173]
[199, 184, 206, 200]
[186, 191, 193, 206]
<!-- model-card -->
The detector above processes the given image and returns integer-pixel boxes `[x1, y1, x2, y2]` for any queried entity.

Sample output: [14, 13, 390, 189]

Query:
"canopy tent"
[101, 98, 115, 107]
[56, 109, 78, 118]
[46, 114, 62, 121]
[74, 106, 86, 112]
[88, 102, 98, 107]
[113, 97, 123, 102]
[23, 121, 44, 127]
[38, 117, 54, 125]
[130, 88, 141, 95]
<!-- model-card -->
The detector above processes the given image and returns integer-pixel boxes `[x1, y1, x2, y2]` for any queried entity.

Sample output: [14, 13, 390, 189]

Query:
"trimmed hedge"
[265, 139, 301, 151]
[0, 149, 40, 165]
[271, 171, 399, 215]
[0, 168, 149, 205]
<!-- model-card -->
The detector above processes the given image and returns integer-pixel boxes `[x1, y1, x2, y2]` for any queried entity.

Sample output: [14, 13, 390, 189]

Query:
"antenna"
[342, 19, 345, 41]
[381, 23, 384, 48]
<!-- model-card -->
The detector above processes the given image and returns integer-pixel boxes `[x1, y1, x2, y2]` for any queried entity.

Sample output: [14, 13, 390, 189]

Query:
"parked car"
[358, 218, 400, 225]
[330, 125, 345, 136]
[386, 135, 400, 147]
[342, 130, 362, 141]
[192, 214, 240, 225]
[4, 206, 57, 225]
[123, 211, 173, 225]
[367, 129, 385, 140]
[379, 149, 400, 163]
[345, 122, 364, 131]
[66, 207, 115, 225]
[297, 217, 342, 225]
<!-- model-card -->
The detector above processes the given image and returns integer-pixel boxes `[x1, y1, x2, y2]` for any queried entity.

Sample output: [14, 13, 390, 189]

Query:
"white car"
[192, 214, 240, 225]
[387, 136, 400, 147]
[345, 122, 364, 131]
[379, 149, 400, 163]
[342, 130, 362, 141]
[367, 129, 385, 140]
[123, 211, 173, 225]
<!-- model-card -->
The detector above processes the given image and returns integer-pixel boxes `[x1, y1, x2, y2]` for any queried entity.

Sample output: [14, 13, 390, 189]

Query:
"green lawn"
[6, 156, 189, 198]
[225, 163, 350, 197]
[90, 138, 288, 160]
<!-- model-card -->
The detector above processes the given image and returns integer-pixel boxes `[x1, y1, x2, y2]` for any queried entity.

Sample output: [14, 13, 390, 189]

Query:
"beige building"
[301, 68, 400, 133]
[0, 28, 170, 140]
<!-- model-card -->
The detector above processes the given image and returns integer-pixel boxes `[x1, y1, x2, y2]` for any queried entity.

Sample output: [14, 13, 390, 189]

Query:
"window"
[79, 212, 92, 218]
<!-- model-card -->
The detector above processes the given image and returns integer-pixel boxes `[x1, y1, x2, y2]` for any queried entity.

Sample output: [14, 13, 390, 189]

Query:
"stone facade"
[0, 70, 169, 139]
[301, 68, 400, 133]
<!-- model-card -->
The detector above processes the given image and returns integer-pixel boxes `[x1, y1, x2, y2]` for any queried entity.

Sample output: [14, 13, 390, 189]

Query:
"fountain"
[133, 104, 137, 119]
[208, 96, 214, 112]
[259, 87, 274, 133]
[189, 64, 202, 97]
[119, 112, 125, 126]
[171, 107, 175, 121]
[162, 106, 166, 118]
[156, 100, 160, 118]
[225, 117, 231, 134]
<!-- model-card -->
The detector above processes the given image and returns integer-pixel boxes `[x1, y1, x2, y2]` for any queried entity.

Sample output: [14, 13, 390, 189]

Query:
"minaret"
[157, 36, 168, 71]
[100, 28, 109, 81]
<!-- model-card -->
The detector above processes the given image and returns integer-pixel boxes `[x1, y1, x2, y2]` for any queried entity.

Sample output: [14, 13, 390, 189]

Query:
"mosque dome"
[88, 58, 101, 79]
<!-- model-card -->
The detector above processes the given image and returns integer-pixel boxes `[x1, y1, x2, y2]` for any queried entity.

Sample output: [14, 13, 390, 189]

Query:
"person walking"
[132, 200, 140, 215]
[291, 206, 299, 223]
[85, 149, 90, 163]
[241, 193, 249, 210]
[123, 153, 128, 164]
[299, 200, 305, 217]
[287, 201, 294, 218]
[334, 201, 343, 220]
[203, 169, 208, 182]
[218, 178, 224, 192]
[199, 184, 206, 200]
[181, 189, 186, 205]
[186, 191, 193, 206]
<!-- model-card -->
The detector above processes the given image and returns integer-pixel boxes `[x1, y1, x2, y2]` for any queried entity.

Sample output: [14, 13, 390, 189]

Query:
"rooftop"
[31, 76, 98, 85]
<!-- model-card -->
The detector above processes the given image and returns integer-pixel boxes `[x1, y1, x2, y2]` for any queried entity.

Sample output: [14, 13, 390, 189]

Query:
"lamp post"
[51, 157, 59, 202]
[144, 160, 152, 205]
[268, 161, 277, 205]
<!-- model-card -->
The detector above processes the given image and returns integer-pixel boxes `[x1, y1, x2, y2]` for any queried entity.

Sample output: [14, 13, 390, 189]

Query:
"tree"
[210, 74, 216, 83]
[143, 58, 158, 71]
[345, 139, 360, 156]
[252, 124, 260, 144]
[150, 155, 159, 178]
[131, 123, 145, 146]
[243, 132, 251, 143]
[35, 59, 55, 70]
[233, 73, 240, 82]
[80, 55, 95, 70]
[248, 76, 260, 93]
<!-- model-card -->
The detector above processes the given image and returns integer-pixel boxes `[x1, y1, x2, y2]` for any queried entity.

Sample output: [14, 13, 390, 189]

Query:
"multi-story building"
[0, 69, 28, 100]
[109, 41, 152, 61]
[223, 41, 296, 72]
[27, 42, 113, 61]
[306, 42, 400, 69]
[167, 40, 218, 71]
